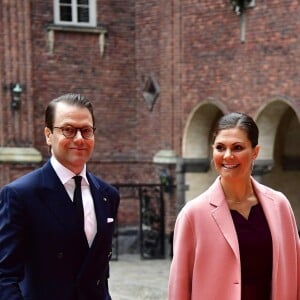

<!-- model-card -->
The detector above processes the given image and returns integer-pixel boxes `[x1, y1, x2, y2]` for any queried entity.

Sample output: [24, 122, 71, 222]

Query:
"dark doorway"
[112, 184, 165, 259]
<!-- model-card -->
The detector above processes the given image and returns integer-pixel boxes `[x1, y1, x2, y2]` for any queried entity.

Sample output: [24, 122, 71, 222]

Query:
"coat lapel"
[252, 179, 280, 277]
[209, 178, 240, 260]
[210, 177, 281, 267]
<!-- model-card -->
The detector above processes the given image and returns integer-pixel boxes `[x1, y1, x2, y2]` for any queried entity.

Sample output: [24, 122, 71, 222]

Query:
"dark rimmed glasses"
[53, 125, 96, 139]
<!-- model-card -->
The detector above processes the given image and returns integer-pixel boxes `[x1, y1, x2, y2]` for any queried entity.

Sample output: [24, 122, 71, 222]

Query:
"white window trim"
[54, 0, 96, 27]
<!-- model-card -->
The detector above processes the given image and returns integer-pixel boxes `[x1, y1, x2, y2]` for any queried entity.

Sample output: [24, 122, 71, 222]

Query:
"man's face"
[44, 102, 95, 174]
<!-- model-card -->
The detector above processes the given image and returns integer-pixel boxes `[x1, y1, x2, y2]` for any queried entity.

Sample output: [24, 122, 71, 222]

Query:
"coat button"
[96, 279, 101, 286]
[57, 252, 64, 259]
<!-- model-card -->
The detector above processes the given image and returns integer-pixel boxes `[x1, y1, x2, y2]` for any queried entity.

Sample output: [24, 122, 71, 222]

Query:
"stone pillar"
[176, 158, 210, 213]
[252, 159, 274, 182]
[175, 158, 186, 213]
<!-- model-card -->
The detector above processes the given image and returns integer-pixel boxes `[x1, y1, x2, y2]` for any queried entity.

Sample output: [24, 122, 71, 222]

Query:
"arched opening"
[256, 100, 300, 226]
[180, 103, 223, 204]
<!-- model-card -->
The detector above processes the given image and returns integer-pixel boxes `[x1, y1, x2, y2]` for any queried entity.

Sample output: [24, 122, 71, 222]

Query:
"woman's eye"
[215, 145, 224, 151]
[233, 145, 243, 151]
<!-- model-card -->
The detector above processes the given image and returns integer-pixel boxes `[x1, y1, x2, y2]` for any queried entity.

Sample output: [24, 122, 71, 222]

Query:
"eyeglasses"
[53, 125, 96, 139]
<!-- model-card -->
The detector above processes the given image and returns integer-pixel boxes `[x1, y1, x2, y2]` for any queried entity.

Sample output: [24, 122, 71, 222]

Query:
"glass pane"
[78, 7, 89, 22]
[60, 7, 72, 22]
[60, 0, 72, 4]
[77, 0, 89, 4]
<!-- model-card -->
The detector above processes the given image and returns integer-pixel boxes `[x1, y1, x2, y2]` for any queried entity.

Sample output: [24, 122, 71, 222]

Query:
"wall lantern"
[159, 169, 174, 194]
[229, 0, 255, 42]
[230, 0, 255, 15]
[10, 83, 23, 110]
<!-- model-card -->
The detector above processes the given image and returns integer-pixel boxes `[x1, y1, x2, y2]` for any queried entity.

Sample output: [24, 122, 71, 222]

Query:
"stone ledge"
[153, 150, 177, 164]
[0, 147, 42, 163]
[47, 24, 107, 34]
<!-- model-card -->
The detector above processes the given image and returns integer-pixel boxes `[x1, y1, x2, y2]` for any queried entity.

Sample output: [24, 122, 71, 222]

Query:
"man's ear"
[44, 127, 52, 146]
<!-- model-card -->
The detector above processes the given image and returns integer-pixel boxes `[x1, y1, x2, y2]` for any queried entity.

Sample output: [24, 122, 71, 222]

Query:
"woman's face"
[212, 127, 259, 181]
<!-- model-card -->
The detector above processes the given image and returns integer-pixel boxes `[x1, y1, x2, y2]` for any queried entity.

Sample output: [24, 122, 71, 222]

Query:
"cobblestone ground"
[109, 254, 171, 300]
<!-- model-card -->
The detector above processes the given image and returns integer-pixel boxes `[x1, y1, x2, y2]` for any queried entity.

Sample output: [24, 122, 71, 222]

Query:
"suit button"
[96, 279, 100, 286]
[57, 252, 64, 259]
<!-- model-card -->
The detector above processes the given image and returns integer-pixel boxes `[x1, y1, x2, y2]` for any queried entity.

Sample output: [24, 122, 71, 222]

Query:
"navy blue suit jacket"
[0, 160, 120, 300]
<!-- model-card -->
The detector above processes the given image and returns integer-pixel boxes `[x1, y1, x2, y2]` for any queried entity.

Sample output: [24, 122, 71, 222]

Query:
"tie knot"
[73, 175, 82, 187]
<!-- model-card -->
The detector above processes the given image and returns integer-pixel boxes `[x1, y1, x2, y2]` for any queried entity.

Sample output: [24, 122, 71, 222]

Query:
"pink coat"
[168, 177, 300, 300]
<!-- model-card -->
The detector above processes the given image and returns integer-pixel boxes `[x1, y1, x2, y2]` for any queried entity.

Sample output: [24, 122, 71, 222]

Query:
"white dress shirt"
[50, 156, 97, 247]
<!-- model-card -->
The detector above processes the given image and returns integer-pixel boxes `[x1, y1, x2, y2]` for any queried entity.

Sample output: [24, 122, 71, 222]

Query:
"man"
[0, 93, 120, 299]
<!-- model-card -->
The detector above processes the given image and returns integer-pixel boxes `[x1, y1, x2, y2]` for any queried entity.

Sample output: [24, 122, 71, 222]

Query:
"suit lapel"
[87, 173, 110, 246]
[76, 174, 113, 278]
[209, 178, 240, 260]
[39, 161, 80, 231]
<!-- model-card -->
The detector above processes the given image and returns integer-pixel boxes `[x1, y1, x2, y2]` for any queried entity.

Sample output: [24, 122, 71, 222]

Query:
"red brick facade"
[1, 1, 300, 238]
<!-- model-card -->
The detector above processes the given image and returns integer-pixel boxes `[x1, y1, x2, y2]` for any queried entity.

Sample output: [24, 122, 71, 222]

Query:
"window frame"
[54, 0, 97, 27]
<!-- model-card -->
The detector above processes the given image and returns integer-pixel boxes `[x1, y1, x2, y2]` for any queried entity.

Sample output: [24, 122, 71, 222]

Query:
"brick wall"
[1, 0, 300, 234]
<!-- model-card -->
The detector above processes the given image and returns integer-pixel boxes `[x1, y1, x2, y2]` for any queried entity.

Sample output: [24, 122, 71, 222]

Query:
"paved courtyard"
[109, 254, 171, 300]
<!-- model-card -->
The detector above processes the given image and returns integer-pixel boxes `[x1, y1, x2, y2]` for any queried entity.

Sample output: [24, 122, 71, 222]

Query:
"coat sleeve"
[286, 200, 300, 300]
[168, 208, 195, 300]
[0, 186, 26, 300]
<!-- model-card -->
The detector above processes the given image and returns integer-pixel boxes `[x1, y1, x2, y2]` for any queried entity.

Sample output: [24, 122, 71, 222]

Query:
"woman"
[168, 112, 300, 300]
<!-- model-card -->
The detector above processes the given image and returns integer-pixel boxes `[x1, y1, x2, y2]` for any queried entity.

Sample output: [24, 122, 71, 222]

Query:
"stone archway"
[256, 99, 300, 226]
[179, 103, 223, 204]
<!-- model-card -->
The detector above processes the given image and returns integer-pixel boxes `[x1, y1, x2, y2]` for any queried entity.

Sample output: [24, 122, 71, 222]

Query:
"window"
[54, 0, 96, 27]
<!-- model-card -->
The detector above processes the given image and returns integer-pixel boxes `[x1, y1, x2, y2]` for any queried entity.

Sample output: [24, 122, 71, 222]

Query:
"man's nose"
[74, 129, 84, 139]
